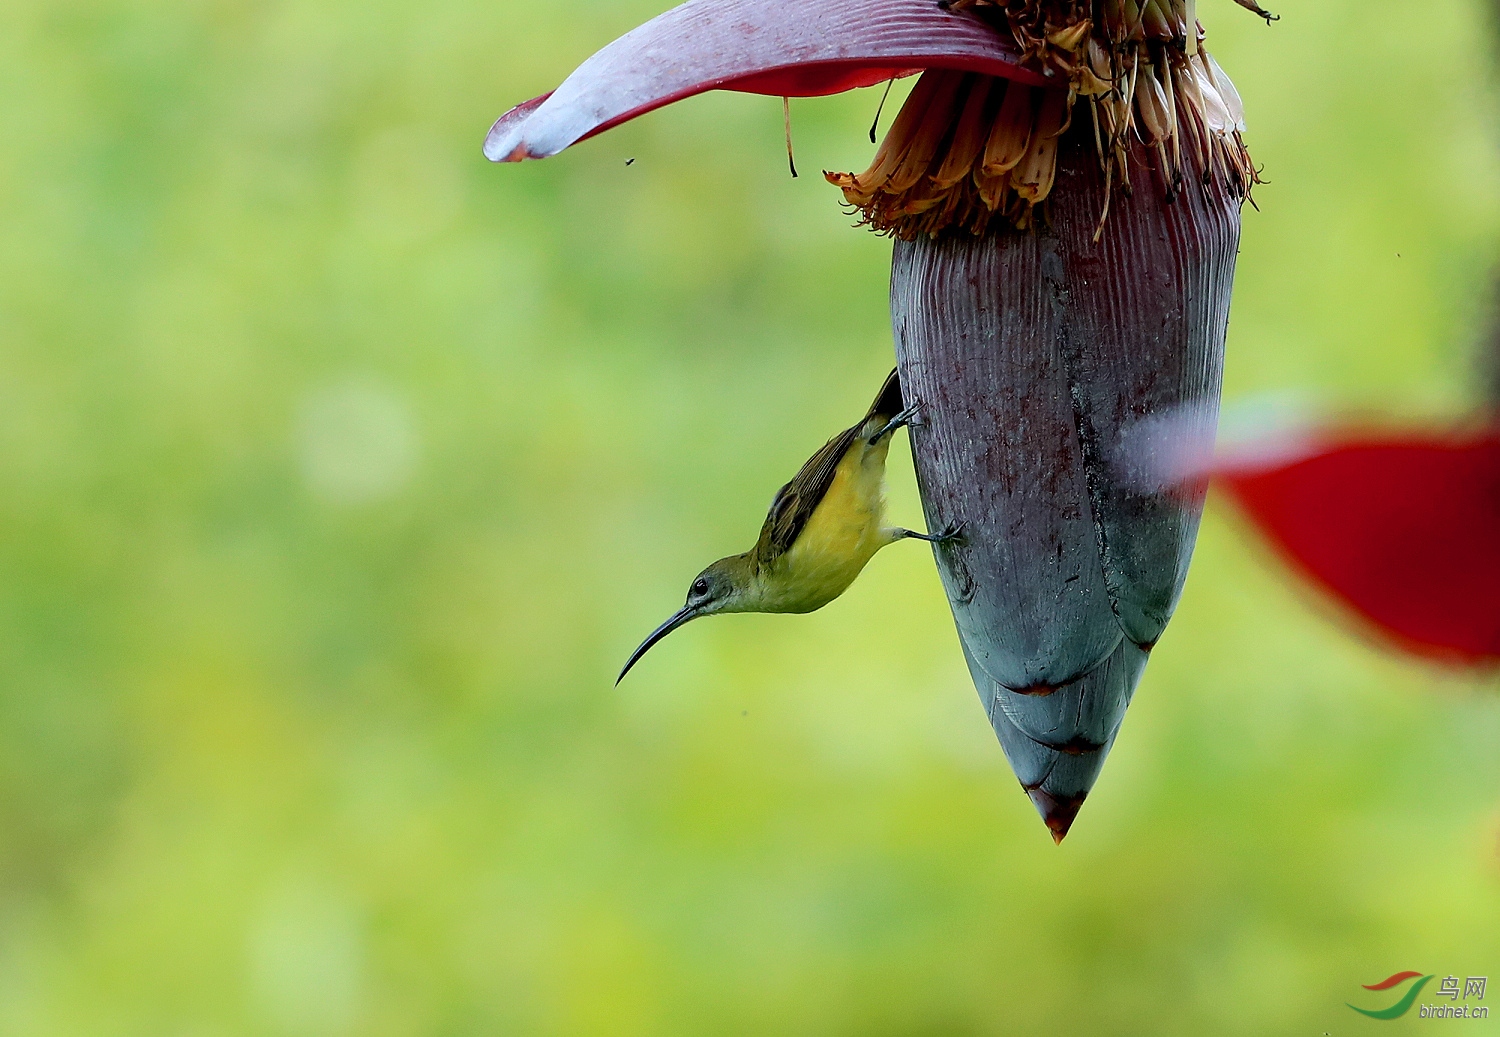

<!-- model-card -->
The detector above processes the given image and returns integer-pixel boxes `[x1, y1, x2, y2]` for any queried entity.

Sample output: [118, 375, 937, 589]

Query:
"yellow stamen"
[931, 77, 993, 189]
[981, 83, 1034, 176]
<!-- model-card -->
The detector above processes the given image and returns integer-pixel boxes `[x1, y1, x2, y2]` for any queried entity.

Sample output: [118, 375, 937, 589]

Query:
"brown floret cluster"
[825, 0, 1265, 238]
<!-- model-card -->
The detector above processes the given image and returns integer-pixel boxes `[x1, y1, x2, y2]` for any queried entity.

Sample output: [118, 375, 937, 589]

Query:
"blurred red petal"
[484, 0, 1041, 162]
[1219, 426, 1500, 664]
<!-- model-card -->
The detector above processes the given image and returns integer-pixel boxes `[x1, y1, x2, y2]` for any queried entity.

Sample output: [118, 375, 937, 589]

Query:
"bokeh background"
[1, 0, 1497, 1033]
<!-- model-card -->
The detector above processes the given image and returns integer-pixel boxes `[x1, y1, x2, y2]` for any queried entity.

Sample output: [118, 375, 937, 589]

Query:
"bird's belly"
[775, 528, 881, 611]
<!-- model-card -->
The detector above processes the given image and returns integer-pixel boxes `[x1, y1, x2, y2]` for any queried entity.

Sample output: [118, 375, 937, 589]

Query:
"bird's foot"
[932, 520, 965, 545]
[869, 403, 924, 444]
[899, 521, 965, 545]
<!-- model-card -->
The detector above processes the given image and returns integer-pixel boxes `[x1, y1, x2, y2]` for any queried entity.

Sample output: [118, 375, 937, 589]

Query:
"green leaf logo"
[1347, 972, 1434, 1020]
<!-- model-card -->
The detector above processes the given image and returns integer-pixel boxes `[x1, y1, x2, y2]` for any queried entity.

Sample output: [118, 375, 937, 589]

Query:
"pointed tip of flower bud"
[1027, 788, 1086, 843]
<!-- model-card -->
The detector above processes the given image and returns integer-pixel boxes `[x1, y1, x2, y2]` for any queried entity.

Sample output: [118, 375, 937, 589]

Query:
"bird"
[618, 368, 961, 683]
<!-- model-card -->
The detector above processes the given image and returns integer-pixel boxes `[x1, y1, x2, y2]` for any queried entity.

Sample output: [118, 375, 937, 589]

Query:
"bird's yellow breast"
[759, 432, 895, 613]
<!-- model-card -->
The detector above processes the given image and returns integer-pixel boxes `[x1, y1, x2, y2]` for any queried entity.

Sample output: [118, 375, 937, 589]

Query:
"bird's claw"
[934, 520, 966, 545]
[900, 521, 965, 546]
[1230, 0, 1278, 21]
[869, 403, 925, 444]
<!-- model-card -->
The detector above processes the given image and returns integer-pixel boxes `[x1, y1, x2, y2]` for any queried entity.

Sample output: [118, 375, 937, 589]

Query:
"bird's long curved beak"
[617, 605, 702, 684]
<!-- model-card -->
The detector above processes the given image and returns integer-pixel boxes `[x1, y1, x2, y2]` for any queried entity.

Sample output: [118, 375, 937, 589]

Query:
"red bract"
[1218, 426, 1500, 665]
[483, 0, 1041, 163]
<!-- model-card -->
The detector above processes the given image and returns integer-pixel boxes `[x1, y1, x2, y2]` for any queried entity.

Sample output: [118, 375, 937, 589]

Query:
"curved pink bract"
[484, 0, 1043, 162]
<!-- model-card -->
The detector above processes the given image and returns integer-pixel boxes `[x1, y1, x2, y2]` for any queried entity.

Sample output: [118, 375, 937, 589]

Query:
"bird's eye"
[691, 578, 710, 597]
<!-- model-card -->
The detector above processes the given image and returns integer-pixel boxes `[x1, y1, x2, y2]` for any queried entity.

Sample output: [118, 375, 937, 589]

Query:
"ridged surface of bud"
[891, 123, 1241, 839]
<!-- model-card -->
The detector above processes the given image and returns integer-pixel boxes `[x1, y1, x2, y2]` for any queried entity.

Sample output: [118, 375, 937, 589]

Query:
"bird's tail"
[865, 367, 903, 423]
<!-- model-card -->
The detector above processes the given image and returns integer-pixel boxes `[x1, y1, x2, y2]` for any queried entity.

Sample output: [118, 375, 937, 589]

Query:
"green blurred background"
[1, 0, 1497, 1033]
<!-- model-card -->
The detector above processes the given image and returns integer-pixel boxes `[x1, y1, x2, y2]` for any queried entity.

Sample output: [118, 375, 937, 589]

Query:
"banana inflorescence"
[825, 0, 1262, 238]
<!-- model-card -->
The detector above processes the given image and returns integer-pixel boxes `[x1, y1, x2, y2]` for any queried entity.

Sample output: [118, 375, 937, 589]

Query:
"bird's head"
[617, 554, 757, 683]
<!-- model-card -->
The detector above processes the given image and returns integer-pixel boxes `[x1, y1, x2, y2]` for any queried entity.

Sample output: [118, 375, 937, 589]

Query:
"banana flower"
[487, 0, 1264, 840]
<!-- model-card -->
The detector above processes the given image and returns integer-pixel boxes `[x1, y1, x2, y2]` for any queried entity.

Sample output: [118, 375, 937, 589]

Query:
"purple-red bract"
[484, 0, 1044, 162]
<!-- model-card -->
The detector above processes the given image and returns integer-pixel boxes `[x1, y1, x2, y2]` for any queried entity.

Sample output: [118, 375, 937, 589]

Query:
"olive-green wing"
[758, 424, 861, 563]
[754, 369, 902, 565]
